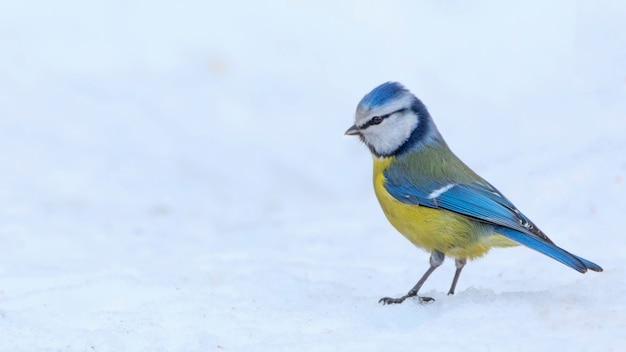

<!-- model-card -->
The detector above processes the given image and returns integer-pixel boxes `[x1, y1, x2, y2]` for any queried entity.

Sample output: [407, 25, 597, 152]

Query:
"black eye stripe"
[359, 108, 408, 129]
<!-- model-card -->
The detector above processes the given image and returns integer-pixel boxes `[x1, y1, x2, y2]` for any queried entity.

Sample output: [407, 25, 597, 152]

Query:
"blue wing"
[384, 169, 602, 273]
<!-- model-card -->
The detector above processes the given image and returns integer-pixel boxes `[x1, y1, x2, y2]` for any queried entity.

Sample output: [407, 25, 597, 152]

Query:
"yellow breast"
[372, 157, 516, 259]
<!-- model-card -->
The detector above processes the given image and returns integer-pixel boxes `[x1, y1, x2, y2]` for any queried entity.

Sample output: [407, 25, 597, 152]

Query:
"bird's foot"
[378, 295, 435, 305]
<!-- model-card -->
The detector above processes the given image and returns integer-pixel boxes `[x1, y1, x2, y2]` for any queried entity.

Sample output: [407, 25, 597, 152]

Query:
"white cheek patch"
[362, 112, 419, 156]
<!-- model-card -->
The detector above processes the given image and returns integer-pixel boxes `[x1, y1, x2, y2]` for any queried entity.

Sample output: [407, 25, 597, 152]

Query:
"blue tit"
[345, 82, 602, 304]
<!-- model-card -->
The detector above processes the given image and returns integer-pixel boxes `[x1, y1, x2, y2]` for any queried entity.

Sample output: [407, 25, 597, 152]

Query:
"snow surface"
[1, 0, 625, 351]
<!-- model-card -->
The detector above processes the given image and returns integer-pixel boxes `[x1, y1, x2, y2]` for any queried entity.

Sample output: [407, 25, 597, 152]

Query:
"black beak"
[344, 125, 360, 136]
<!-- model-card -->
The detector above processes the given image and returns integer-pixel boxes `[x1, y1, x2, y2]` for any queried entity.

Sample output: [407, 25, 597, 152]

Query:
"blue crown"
[358, 82, 408, 110]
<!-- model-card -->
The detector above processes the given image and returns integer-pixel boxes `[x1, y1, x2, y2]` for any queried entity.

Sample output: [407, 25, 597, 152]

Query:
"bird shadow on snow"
[376, 287, 551, 312]
[362, 283, 605, 330]
[415, 284, 598, 310]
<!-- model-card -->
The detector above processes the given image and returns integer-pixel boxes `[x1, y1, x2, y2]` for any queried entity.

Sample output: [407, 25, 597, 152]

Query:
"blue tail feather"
[495, 226, 589, 273]
[574, 255, 603, 272]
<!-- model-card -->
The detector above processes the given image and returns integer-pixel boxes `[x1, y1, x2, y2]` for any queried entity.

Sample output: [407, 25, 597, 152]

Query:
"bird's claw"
[378, 295, 435, 305]
[379, 296, 404, 305]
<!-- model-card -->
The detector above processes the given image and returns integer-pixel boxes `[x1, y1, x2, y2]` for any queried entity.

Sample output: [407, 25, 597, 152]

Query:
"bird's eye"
[371, 116, 383, 125]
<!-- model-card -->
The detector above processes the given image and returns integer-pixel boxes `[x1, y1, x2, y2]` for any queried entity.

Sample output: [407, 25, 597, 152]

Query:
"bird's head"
[345, 82, 437, 158]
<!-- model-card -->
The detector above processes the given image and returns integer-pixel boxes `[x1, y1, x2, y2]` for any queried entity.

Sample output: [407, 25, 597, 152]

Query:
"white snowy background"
[1, 0, 625, 351]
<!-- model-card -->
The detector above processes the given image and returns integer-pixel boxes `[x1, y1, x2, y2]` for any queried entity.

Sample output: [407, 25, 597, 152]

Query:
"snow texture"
[1, 1, 625, 351]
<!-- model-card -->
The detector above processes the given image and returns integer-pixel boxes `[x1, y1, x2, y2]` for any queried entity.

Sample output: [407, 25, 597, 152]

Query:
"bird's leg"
[379, 250, 444, 305]
[447, 258, 467, 295]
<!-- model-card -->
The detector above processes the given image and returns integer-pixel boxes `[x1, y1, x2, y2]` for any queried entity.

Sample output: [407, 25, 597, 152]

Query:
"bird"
[345, 82, 603, 305]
